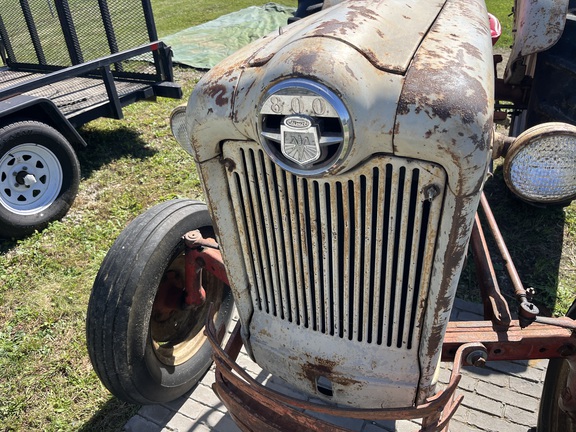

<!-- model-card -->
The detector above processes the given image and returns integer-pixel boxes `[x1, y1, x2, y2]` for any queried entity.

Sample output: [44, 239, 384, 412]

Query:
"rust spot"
[293, 51, 327, 76]
[398, 50, 489, 127]
[300, 357, 361, 388]
[259, 328, 272, 338]
[207, 84, 229, 107]
[460, 42, 483, 61]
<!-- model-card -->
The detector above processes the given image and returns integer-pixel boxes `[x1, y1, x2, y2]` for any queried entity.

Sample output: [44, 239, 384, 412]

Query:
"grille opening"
[408, 198, 432, 350]
[387, 167, 406, 347]
[226, 144, 445, 349]
[316, 376, 334, 397]
[396, 169, 420, 348]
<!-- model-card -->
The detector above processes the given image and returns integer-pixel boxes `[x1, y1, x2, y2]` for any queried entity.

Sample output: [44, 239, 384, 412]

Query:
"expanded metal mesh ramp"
[0, 0, 181, 126]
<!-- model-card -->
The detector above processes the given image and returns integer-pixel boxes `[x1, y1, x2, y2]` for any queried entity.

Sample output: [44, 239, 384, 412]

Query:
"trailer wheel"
[86, 199, 234, 405]
[0, 121, 80, 238]
[538, 300, 576, 431]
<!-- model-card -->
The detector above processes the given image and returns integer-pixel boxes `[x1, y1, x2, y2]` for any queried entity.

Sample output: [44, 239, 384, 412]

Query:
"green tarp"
[163, 3, 295, 70]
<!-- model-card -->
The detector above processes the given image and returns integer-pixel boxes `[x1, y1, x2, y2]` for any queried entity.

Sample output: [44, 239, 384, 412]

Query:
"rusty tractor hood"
[248, 0, 447, 73]
[188, 0, 493, 197]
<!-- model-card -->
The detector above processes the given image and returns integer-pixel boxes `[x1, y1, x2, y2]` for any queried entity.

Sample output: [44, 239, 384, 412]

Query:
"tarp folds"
[164, 3, 295, 70]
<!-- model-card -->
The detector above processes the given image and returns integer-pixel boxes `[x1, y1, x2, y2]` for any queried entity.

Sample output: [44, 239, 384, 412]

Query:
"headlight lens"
[504, 122, 576, 204]
[170, 105, 193, 155]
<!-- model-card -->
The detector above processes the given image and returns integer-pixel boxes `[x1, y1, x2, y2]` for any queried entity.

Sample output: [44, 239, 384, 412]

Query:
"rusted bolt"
[423, 184, 440, 202]
[183, 230, 203, 248]
[466, 350, 488, 368]
[222, 158, 236, 172]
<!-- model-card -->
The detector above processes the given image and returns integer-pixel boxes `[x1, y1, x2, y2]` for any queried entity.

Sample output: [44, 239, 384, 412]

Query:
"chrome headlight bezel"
[504, 122, 576, 205]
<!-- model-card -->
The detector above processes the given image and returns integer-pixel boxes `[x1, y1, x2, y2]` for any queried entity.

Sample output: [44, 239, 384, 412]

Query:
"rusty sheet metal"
[505, 0, 569, 84]
[442, 320, 575, 361]
[391, 0, 494, 405]
[249, 0, 446, 74]
[207, 316, 473, 432]
[394, 0, 493, 196]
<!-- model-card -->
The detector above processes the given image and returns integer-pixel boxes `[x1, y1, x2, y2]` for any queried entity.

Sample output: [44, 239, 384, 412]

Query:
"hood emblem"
[280, 115, 320, 165]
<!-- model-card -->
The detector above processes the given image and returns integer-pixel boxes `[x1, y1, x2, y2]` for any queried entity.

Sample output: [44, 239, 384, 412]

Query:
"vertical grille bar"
[391, 167, 411, 348]
[352, 180, 363, 340]
[298, 177, 315, 329]
[288, 172, 307, 326]
[330, 183, 342, 338]
[228, 160, 263, 310]
[362, 175, 374, 342]
[275, 164, 299, 323]
[342, 180, 353, 340]
[224, 143, 446, 348]
[260, 153, 289, 320]
[371, 167, 387, 344]
[383, 168, 400, 346]
[401, 170, 425, 347]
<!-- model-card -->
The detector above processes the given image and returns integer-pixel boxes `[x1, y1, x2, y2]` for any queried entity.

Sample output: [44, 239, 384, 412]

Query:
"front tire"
[0, 121, 80, 238]
[86, 199, 234, 405]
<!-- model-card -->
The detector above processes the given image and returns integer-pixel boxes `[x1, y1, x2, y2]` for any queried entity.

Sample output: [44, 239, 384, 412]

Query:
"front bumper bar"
[205, 311, 497, 432]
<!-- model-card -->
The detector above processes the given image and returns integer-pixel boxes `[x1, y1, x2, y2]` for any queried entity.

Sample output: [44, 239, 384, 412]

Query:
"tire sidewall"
[123, 203, 233, 402]
[0, 121, 80, 237]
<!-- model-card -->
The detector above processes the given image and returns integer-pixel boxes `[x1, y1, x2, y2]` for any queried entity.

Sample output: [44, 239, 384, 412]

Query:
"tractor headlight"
[170, 105, 193, 155]
[504, 122, 576, 205]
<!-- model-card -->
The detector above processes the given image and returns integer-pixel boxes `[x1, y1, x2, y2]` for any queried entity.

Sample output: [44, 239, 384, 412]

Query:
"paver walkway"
[124, 298, 546, 432]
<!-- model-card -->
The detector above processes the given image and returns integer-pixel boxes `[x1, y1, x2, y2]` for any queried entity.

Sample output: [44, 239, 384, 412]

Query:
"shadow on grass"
[78, 397, 141, 432]
[458, 164, 566, 317]
[76, 125, 158, 178]
[0, 124, 157, 249]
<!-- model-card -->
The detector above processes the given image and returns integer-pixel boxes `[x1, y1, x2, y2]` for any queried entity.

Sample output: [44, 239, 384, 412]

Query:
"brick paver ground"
[124, 298, 546, 432]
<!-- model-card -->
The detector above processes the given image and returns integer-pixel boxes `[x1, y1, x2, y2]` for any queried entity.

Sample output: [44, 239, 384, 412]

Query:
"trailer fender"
[0, 94, 87, 148]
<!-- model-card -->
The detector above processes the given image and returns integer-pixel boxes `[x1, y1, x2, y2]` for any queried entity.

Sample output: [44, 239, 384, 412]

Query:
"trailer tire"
[86, 199, 234, 405]
[0, 121, 80, 238]
[538, 300, 576, 431]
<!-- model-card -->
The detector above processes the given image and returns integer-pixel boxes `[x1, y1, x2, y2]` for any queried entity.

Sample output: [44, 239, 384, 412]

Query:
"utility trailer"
[0, 0, 182, 238]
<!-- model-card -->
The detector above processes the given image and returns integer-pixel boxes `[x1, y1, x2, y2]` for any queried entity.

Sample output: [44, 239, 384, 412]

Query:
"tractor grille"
[224, 142, 446, 349]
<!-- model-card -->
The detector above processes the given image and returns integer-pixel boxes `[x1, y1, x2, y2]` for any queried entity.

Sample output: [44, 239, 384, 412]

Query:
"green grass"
[1, 0, 574, 431]
[0, 69, 204, 431]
